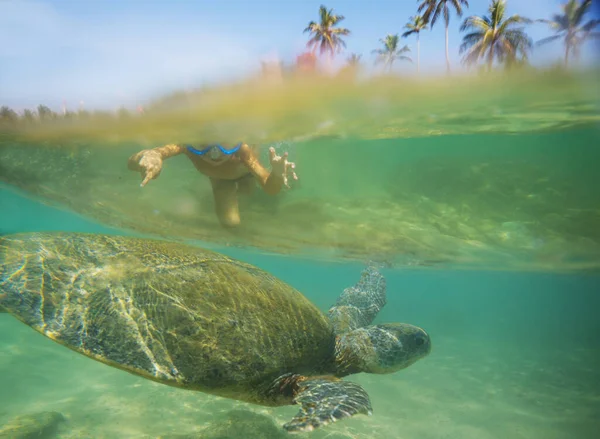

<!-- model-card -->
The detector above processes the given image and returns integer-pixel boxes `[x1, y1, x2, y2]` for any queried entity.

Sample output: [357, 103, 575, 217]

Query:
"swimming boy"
[127, 143, 297, 228]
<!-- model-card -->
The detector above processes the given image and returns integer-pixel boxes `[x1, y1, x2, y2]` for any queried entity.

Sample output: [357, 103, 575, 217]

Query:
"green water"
[2, 127, 600, 272]
[1, 70, 600, 438]
[1, 187, 599, 439]
[2, 69, 600, 273]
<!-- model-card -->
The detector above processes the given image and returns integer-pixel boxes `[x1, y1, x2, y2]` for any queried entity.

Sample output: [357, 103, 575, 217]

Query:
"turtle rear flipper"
[283, 377, 372, 433]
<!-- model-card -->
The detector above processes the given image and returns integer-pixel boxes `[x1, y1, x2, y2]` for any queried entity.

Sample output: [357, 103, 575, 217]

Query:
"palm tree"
[22, 109, 36, 123]
[537, 0, 600, 67]
[0, 106, 18, 124]
[339, 53, 362, 80]
[304, 5, 350, 60]
[402, 15, 428, 73]
[418, 0, 470, 72]
[37, 105, 54, 121]
[372, 34, 412, 72]
[346, 53, 363, 68]
[459, 0, 532, 71]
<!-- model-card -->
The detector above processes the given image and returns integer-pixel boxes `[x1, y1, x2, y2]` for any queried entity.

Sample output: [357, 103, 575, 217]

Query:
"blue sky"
[0, 0, 597, 111]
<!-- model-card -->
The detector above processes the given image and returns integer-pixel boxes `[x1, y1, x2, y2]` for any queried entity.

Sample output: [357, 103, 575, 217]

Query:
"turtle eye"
[415, 335, 425, 346]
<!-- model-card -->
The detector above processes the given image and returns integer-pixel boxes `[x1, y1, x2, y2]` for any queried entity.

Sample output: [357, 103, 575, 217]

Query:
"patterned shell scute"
[0, 232, 334, 401]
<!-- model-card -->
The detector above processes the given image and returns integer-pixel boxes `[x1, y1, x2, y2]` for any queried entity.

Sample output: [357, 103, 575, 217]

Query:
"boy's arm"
[127, 144, 186, 187]
[238, 144, 286, 195]
[127, 144, 185, 171]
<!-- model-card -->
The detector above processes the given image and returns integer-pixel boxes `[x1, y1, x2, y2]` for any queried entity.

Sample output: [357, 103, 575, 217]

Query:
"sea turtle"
[0, 232, 431, 433]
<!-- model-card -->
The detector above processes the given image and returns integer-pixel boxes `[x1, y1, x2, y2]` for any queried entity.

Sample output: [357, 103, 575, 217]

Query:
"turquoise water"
[3, 128, 600, 273]
[1, 185, 599, 438]
[3, 69, 600, 273]
[2, 68, 600, 437]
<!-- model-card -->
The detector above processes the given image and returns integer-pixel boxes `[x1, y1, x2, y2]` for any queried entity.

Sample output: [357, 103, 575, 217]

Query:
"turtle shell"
[0, 232, 335, 405]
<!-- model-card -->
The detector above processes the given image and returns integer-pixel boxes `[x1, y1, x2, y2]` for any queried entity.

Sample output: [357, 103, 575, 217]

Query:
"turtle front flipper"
[328, 264, 387, 334]
[283, 376, 372, 433]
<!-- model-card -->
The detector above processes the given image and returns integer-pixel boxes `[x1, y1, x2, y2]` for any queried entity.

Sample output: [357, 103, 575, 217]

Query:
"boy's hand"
[137, 150, 163, 187]
[269, 147, 298, 188]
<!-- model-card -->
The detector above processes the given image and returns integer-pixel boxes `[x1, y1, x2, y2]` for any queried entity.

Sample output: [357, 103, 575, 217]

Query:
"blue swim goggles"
[186, 143, 242, 157]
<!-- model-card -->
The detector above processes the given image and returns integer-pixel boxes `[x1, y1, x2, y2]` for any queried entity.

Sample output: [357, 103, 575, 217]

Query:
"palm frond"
[403, 14, 428, 38]
[430, 1, 444, 27]
[553, 13, 570, 30]
[441, 2, 450, 26]
[504, 29, 533, 47]
[319, 5, 328, 24]
[417, 0, 436, 22]
[451, 0, 469, 16]
[459, 31, 486, 53]
[582, 19, 600, 32]
[537, 34, 563, 46]
[498, 15, 532, 33]
[461, 40, 486, 65]
[331, 27, 351, 35]
[573, 0, 593, 27]
[460, 15, 491, 32]
[504, 33, 533, 59]
[303, 21, 318, 33]
[536, 18, 562, 32]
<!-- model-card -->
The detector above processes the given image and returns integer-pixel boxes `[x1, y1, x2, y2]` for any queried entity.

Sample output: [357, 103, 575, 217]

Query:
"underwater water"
[1, 70, 600, 438]
[2, 70, 600, 273]
[1, 185, 600, 439]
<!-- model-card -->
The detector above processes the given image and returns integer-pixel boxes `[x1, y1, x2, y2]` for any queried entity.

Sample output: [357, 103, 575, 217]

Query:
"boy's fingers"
[141, 172, 153, 187]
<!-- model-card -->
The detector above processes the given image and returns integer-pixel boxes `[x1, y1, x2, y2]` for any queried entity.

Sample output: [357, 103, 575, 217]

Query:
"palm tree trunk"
[564, 42, 570, 68]
[417, 32, 421, 74]
[488, 44, 494, 72]
[445, 22, 450, 72]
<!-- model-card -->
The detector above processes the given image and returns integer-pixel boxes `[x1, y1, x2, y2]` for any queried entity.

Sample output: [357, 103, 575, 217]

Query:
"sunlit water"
[2, 70, 600, 272]
[1, 70, 600, 438]
[1, 187, 599, 439]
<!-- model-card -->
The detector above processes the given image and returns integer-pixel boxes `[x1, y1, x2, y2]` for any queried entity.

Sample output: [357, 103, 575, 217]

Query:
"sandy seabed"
[1, 316, 598, 439]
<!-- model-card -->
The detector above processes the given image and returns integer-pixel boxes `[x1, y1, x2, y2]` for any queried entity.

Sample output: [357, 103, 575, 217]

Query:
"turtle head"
[334, 323, 431, 375]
